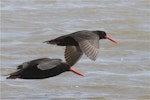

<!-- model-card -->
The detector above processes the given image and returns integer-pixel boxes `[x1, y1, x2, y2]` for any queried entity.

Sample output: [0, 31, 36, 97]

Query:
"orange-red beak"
[105, 36, 118, 44]
[70, 68, 85, 77]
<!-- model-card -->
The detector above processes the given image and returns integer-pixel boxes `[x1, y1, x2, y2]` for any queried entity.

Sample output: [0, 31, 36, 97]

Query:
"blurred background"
[1, 0, 150, 99]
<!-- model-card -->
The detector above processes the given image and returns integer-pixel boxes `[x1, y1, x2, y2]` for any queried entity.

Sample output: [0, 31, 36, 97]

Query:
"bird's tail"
[6, 75, 21, 79]
[43, 40, 58, 44]
[5, 69, 22, 79]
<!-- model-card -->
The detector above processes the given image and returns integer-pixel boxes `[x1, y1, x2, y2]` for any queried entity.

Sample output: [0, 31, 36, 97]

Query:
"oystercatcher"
[6, 58, 84, 79]
[44, 30, 118, 66]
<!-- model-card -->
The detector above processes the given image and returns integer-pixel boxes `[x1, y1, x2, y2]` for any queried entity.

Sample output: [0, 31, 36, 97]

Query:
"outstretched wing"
[65, 46, 83, 66]
[72, 32, 99, 60]
[37, 59, 62, 70]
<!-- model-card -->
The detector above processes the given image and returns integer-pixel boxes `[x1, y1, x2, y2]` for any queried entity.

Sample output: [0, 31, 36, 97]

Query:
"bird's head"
[95, 31, 118, 44]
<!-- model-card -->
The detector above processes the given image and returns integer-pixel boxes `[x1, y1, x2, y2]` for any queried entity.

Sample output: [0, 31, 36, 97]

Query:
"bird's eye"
[102, 32, 106, 36]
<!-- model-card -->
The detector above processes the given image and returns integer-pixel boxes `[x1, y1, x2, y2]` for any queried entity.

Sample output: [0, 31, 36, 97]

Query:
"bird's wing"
[65, 46, 83, 66]
[17, 62, 27, 70]
[17, 58, 51, 69]
[72, 33, 99, 61]
[22, 62, 29, 68]
[37, 59, 62, 70]
[30, 58, 51, 64]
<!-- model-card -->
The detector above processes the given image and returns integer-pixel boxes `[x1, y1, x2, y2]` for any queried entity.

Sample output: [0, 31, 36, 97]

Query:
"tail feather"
[7, 75, 21, 79]
[6, 69, 22, 79]
[17, 65, 23, 70]
[43, 40, 58, 44]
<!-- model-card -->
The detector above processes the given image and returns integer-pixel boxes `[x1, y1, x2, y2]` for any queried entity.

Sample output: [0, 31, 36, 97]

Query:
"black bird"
[44, 30, 118, 66]
[6, 58, 84, 79]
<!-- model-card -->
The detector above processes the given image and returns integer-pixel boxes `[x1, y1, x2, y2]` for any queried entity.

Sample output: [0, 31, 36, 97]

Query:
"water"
[1, 0, 150, 99]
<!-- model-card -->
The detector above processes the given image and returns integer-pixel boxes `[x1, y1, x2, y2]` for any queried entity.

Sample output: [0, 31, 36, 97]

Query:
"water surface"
[1, 0, 150, 100]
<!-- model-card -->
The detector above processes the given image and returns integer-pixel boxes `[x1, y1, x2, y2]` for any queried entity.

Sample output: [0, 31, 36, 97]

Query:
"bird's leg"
[69, 68, 85, 77]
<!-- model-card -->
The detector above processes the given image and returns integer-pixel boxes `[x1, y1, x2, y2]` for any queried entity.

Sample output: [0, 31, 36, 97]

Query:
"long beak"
[105, 36, 118, 44]
[69, 68, 85, 77]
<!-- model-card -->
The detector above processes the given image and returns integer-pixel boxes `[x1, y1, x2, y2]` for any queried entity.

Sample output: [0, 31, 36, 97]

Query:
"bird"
[6, 58, 84, 79]
[44, 30, 118, 66]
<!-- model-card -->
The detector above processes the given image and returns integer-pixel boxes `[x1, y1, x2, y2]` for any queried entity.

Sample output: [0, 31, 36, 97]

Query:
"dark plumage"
[6, 58, 84, 79]
[44, 30, 118, 66]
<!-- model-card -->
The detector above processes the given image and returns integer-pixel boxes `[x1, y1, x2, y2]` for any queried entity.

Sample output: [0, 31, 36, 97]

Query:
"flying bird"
[44, 30, 118, 66]
[6, 58, 84, 79]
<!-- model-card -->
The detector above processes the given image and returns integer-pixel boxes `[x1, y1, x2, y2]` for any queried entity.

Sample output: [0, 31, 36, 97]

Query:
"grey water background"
[1, 0, 150, 100]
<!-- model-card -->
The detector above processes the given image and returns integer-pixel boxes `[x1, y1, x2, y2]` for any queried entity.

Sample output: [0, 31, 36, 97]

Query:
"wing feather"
[71, 32, 100, 61]
[37, 59, 62, 70]
[65, 46, 83, 66]
[78, 39, 99, 60]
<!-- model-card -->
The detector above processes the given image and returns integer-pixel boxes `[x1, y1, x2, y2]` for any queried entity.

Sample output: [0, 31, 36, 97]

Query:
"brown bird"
[6, 58, 84, 79]
[44, 30, 118, 66]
